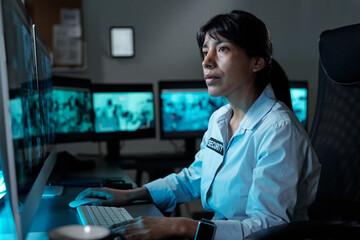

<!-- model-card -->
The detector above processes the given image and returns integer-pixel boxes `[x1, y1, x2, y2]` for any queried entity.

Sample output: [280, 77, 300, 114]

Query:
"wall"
[57, 0, 360, 156]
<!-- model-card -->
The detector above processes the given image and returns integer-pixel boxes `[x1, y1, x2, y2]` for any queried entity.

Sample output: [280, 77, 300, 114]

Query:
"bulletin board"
[25, 0, 86, 71]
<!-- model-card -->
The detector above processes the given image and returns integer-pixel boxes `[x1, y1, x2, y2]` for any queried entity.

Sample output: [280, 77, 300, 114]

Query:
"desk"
[29, 187, 163, 233]
[29, 160, 163, 234]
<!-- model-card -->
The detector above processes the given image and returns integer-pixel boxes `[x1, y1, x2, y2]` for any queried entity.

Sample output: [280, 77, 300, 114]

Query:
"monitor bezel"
[158, 80, 211, 140]
[91, 83, 156, 141]
[52, 76, 94, 143]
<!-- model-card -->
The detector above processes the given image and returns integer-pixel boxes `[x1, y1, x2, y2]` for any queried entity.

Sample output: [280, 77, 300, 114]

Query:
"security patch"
[206, 137, 223, 155]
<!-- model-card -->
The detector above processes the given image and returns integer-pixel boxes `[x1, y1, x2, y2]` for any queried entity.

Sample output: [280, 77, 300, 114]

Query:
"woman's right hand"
[75, 187, 131, 206]
[75, 187, 151, 206]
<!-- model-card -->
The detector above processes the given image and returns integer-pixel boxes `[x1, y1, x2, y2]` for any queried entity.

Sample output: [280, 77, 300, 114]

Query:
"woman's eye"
[203, 51, 208, 57]
[219, 47, 229, 52]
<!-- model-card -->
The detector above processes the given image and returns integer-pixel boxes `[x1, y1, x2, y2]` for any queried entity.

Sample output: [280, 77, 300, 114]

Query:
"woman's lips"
[205, 75, 219, 85]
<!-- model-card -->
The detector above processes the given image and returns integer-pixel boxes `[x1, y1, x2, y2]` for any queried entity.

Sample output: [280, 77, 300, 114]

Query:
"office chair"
[309, 23, 360, 221]
[245, 23, 360, 239]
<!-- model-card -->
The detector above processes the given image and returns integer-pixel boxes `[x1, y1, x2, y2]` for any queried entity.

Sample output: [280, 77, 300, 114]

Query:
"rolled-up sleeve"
[144, 146, 205, 212]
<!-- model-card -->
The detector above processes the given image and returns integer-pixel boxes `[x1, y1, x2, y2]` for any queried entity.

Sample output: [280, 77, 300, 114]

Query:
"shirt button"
[238, 129, 245, 135]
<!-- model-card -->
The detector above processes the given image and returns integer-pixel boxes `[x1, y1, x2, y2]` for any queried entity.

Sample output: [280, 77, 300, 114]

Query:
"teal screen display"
[93, 92, 154, 133]
[290, 87, 308, 129]
[9, 97, 23, 140]
[52, 88, 93, 134]
[161, 89, 227, 133]
[0, 166, 17, 238]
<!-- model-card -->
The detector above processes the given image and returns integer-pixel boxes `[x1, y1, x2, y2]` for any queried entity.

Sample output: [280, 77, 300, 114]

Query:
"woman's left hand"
[109, 216, 198, 240]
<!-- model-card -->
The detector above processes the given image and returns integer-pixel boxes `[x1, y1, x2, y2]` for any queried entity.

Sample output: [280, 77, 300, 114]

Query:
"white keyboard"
[77, 205, 133, 227]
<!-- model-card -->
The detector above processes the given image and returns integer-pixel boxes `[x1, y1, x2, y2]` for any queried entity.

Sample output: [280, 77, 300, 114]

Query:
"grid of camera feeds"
[93, 92, 155, 133]
[161, 89, 228, 133]
[52, 87, 93, 134]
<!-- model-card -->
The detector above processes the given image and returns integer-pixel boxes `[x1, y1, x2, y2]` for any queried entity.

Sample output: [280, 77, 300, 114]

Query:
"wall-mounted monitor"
[159, 80, 227, 153]
[289, 81, 308, 130]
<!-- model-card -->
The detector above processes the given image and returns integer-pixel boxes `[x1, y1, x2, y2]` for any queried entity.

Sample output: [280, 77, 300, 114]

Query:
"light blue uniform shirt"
[144, 84, 321, 239]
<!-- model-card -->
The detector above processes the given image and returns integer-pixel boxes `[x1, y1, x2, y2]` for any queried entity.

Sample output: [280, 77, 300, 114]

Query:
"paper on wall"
[60, 8, 82, 38]
[53, 25, 82, 65]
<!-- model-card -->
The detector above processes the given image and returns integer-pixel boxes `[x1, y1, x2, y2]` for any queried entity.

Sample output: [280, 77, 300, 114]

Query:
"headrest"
[319, 23, 360, 85]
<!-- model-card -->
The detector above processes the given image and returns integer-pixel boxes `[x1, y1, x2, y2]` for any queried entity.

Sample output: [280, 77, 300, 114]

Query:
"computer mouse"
[68, 198, 101, 208]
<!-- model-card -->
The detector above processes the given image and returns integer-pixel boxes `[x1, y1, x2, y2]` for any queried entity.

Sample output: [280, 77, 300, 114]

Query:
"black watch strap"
[194, 218, 216, 240]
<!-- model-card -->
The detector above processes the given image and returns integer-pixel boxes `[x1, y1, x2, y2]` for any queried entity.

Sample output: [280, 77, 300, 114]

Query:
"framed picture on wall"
[110, 27, 135, 58]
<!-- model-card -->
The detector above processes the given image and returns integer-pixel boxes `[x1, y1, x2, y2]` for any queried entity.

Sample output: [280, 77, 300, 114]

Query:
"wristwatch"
[194, 218, 217, 240]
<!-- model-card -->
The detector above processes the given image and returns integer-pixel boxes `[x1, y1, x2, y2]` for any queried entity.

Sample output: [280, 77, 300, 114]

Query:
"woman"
[76, 10, 321, 239]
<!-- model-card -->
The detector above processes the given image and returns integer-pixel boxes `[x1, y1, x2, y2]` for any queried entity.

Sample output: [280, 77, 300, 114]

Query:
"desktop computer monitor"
[52, 76, 93, 143]
[92, 83, 155, 160]
[289, 81, 308, 130]
[0, 0, 57, 238]
[159, 80, 228, 153]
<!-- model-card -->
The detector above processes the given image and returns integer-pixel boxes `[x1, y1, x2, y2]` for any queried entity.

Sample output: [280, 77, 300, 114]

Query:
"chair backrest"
[309, 23, 360, 220]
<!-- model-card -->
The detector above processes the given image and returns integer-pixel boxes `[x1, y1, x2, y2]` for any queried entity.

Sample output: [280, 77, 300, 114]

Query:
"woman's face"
[201, 33, 260, 100]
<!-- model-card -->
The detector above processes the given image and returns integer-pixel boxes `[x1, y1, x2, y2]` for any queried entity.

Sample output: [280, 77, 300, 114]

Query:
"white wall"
[58, 0, 360, 156]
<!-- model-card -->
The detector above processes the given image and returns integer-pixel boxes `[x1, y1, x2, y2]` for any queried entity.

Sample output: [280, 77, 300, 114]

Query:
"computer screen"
[289, 81, 308, 130]
[92, 83, 155, 138]
[159, 80, 228, 139]
[52, 76, 93, 143]
[0, 0, 57, 238]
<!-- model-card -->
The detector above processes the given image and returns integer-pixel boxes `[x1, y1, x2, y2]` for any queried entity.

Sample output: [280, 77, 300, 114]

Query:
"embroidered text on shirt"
[206, 137, 224, 155]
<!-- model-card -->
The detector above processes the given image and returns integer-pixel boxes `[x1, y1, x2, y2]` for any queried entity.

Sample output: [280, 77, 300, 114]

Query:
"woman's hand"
[75, 187, 151, 206]
[110, 216, 198, 240]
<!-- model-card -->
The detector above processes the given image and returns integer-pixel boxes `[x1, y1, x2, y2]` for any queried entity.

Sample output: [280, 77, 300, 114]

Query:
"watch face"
[196, 221, 216, 240]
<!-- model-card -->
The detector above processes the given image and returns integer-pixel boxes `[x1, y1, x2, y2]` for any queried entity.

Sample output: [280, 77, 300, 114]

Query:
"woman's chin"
[207, 88, 222, 98]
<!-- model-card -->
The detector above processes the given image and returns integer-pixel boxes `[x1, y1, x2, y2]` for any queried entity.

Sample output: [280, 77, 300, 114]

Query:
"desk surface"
[30, 187, 163, 233]
[30, 160, 163, 233]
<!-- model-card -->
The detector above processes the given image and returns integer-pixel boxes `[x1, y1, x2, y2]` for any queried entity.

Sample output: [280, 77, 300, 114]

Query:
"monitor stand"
[184, 139, 196, 156]
[105, 140, 121, 161]
[55, 151, 96, 178]
[42, 185, 64, 197]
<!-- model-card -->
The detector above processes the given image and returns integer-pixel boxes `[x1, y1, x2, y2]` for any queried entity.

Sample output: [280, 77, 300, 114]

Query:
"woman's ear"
[252, 57, 266, 72]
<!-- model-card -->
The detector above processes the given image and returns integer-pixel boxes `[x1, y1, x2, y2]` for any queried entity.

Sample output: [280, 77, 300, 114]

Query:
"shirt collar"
[240, 84, 277, 130]
[217, 84, 277, 131]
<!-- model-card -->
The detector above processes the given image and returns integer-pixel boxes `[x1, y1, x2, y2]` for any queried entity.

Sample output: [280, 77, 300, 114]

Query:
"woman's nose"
[202, 50, 215, 69]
